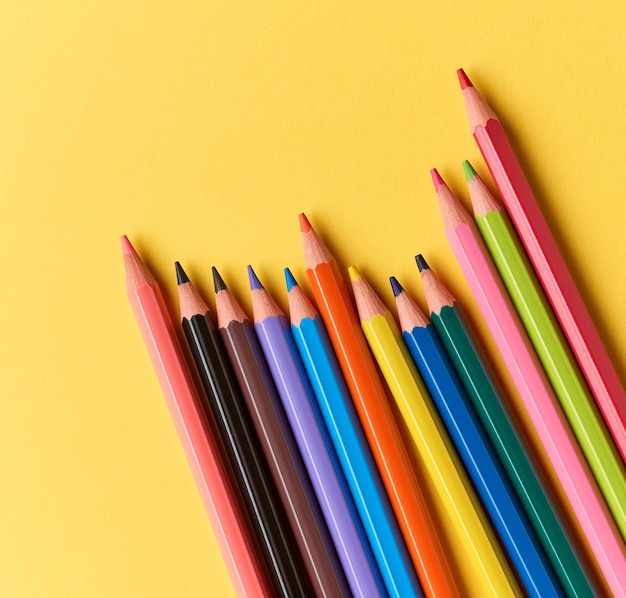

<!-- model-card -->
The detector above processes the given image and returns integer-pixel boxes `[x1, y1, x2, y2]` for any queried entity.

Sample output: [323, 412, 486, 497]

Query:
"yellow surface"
[1, 2, 625, 596]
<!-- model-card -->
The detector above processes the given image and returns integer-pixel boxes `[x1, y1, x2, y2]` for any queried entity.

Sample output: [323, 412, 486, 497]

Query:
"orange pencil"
[300, 214, 460, 598]
[122, 236, 271, 598]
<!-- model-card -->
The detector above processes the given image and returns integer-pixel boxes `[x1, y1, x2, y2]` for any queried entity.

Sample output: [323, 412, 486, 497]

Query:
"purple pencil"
[248, 266, 387, 598]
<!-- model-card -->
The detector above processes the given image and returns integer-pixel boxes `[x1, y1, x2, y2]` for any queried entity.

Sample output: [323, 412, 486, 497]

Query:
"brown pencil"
[176, 263, 312, 597]
[213, 267, 351, 598]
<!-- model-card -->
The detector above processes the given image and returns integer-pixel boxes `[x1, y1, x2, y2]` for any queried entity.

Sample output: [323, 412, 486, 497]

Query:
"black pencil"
[175, 262, 312, 598]
[212, 266, 351, 598]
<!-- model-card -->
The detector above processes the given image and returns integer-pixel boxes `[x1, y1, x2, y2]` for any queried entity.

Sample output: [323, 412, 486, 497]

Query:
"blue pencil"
[249, 266, 387, 598]
[391, 276, 564, 598]
[285, 268, 422, 598]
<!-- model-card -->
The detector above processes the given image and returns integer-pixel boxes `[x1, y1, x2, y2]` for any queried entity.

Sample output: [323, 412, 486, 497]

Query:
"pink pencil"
[121, 236, 272, 598]
[432, 173, 626, 596]
[457, 69, 626, 463]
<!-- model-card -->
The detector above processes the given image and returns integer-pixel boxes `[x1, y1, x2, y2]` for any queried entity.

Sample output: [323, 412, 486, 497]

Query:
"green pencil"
[416, 255, 576, 585]
[464, 160, 626, 541]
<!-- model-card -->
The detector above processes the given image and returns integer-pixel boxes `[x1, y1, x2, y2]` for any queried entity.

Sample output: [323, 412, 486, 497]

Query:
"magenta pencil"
[248, 266, 386, 598]
[458, 68, 626, 463]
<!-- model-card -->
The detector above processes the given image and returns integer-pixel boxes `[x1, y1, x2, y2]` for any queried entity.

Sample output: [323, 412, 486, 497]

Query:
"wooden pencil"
[285, 268, 422, 598]
[351, 267, 525, 598]
[248, 266, 387, 598]
[391, 276, 574, 598]
[300, 213, 460, 598]
[466, 162, 626, 540]
[175, 263, 311, 598]
[121, 237, 272, 598]
[433, 168, 601, 597]
[457, 68, 626, 463]
[213, 267, 350, 598]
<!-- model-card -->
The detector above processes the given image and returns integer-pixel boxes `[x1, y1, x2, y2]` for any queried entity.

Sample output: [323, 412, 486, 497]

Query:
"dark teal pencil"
[392, 276, 564, 598]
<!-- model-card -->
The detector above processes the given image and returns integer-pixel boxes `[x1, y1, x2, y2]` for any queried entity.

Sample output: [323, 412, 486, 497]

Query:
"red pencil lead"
[457, 68, 473, 90]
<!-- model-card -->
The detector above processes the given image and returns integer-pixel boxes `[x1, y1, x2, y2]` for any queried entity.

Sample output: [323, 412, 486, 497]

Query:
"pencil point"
[430, 168, 446, 191]
[389, 276, 404, 297]
[462, 160, 478, 181]
[457, 68, 473, 90]
[175, 261, 190, 285]
[284, 268, 298, 292]
[299, 212, 312, 233]
[212, 267, 227, 292]
[415, 254, 430, 272]
[347, 265, 361, 282]
[120, 235, 136, 256]
[247, 265, 264, 291]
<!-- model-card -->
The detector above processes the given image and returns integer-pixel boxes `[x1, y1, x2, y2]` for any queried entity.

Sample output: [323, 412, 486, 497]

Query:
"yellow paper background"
[1, 1, 625, 596]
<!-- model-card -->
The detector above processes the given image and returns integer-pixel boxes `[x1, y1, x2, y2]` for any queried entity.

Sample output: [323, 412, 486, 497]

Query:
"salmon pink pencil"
[458, 68, 626, 463]
[300, 213, 459, 598]
[121, 236, 271, 598]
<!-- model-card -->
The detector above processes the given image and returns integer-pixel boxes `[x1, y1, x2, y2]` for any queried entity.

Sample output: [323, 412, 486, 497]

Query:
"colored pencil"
[433, 168, 602, 596]
[466, 162, 626, 541]
[351, 267, 525, 597]
[285, 268, 421, 598]
[390, 275, 569, 598]
[213, 267, 350, 598]
[175, 263, 311, 598]
[457, 68, 626, 463]
[300, 213, 459, 598]
[460, 163, 626, 590]
[121, 237, 271, 598]
[417, 257, 575, 590]
[248, 266, 386, 598]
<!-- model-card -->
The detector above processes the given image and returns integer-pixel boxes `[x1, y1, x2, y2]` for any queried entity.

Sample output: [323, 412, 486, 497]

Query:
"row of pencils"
[121, 69, 626, 598]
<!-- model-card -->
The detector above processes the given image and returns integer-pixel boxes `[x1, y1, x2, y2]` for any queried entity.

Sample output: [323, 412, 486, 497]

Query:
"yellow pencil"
[349, 266, 522, 598]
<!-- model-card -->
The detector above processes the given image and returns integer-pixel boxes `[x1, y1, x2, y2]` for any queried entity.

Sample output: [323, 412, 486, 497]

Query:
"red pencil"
[121, 236, 272, 598]
[457, 68, 626, 463]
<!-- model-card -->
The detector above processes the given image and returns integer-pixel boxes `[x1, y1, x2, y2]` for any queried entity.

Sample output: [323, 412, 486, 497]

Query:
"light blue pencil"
[285, 268, 422, 598]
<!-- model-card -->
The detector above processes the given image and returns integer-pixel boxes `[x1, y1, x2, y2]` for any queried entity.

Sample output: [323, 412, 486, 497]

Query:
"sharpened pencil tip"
[175, 262, 190, 285]
[212, 267, 227, 292]
[284, 268, 298, 292]
[347, 265, 361, 282]
[120, 235, 136, 256]
[415, 254, 430, 272]
[299, 212, 312, 233]
[389, 276, 404, 297]
[247, 265, 264, 290]
[462, 160, 478, 181]
[457, 68, 473, 90]
[430, 168, 445, 191]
